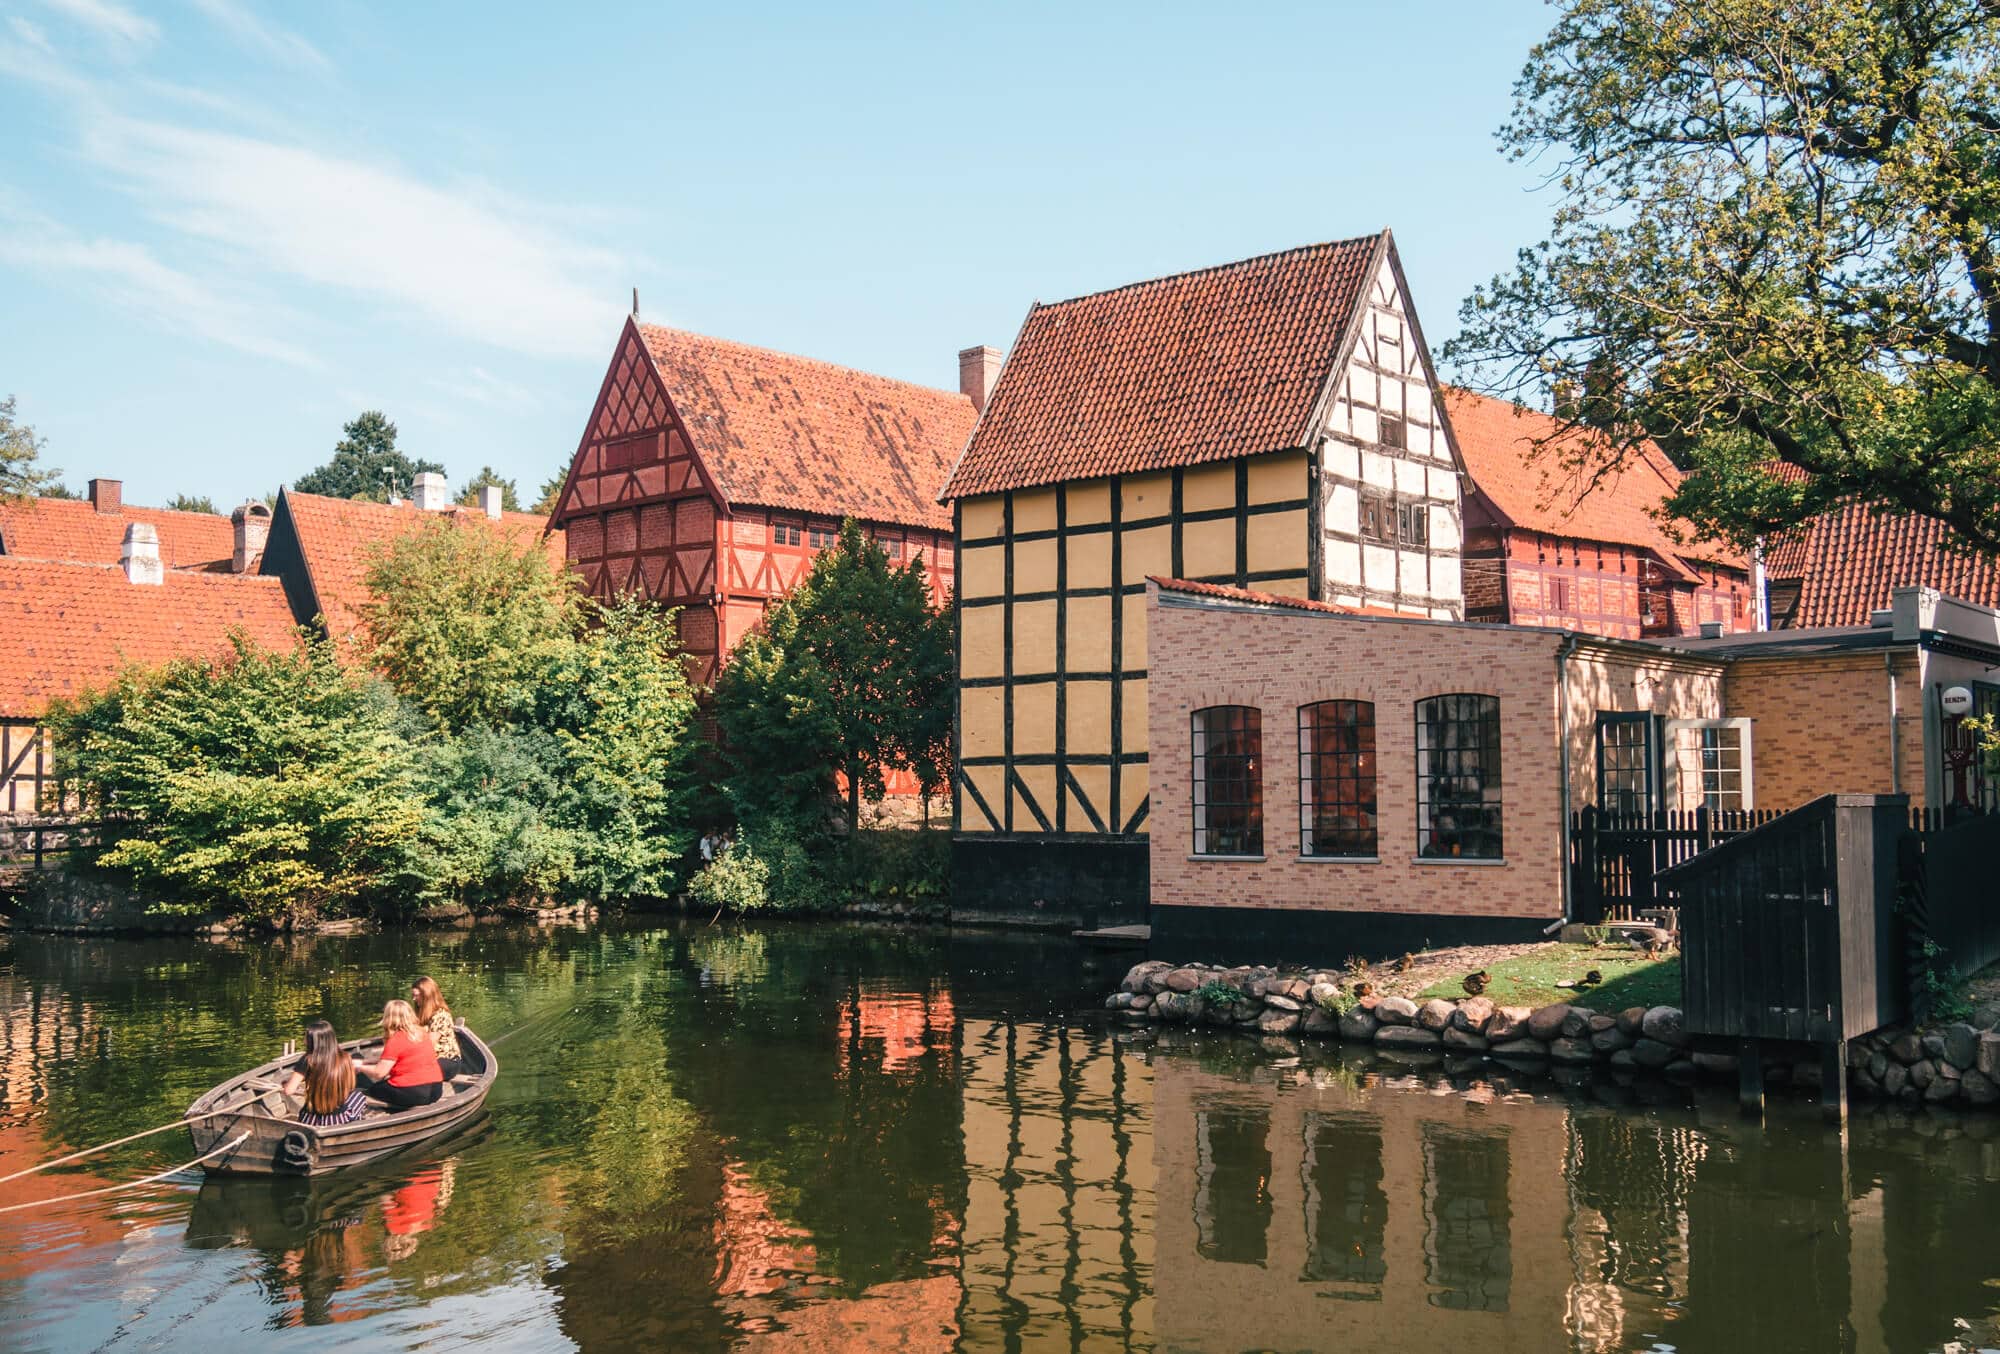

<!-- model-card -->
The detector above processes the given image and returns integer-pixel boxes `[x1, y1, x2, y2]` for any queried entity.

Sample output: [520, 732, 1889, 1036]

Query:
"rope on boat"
[0, 1108, 241, 1186]
[0, 1131, 252, 1216]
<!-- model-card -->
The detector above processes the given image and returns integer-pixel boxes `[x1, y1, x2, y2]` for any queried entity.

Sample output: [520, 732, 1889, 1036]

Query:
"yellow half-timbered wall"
[955, 448, 1311, 840]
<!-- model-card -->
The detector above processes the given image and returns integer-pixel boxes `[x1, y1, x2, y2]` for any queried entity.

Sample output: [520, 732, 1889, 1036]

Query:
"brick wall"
[1146, 589, 1567, 922]
[1724, 651, 1921, 809]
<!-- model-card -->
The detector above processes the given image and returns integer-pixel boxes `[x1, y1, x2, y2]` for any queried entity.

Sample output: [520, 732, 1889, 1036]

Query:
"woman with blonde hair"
[353, 999, 444, 1110]
[281, 1019, 369, 1126]
[410, 976, 464, 1079]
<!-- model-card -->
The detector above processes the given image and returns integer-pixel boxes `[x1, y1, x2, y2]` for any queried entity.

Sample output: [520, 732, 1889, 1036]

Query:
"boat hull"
[185, 1029, 497, 1176]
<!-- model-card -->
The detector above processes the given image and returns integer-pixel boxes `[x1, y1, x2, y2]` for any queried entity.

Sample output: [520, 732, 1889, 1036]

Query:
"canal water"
[2, 920, 1997, 1353]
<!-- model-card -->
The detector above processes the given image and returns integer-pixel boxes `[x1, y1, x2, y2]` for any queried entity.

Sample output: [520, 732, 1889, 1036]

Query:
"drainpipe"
[1886, 652, 1900, 794]
[1557, 632, 1580, 923]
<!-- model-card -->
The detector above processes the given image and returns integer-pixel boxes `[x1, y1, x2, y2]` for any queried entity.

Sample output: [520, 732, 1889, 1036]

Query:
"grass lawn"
[1416, 943, 1682, 1011]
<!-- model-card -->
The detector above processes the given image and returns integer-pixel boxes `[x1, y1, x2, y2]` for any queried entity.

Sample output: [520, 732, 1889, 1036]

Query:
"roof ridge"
[1031, 232, 1385, 313]
[636, 322, 971, 405]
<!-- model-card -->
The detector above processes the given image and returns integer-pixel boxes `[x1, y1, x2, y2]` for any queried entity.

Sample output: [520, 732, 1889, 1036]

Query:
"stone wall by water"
[1108, 959, 2000, 1109]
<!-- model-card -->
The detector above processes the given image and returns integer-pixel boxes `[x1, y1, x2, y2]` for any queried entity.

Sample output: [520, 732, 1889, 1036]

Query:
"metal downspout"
[1558, 632, 1580, 923]
[1886, 652, 1900, 794]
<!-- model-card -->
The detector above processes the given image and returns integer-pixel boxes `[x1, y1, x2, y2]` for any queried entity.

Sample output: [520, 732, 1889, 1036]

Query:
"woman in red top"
[354, 999, 444, 1110]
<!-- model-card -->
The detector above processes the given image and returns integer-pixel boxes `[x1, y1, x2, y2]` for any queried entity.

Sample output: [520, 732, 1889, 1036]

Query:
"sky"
[0, 1, 1560, 509]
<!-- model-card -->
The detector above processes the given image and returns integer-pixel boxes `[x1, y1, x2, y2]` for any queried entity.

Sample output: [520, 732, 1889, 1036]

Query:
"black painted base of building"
[950, 836, 1149, 929]
[1150, 904, 1555, 967]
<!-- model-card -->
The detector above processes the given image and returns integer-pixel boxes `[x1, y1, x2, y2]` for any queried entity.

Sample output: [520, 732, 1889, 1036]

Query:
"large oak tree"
[1448, 0, 2000, 553]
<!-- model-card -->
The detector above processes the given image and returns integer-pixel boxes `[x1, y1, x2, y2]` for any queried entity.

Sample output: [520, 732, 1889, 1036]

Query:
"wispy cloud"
[8, 16, 55, 54]
[425, 365, 544, 414]
[0, 205, 321, 368]
[187, 0, 330, 76]
[35, 0, 156, 52]
[82, 116, 625, 359]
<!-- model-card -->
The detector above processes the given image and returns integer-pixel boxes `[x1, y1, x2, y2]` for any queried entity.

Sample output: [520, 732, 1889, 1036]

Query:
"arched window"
[1192, 705, 1263, 856]
[1415, 695, 1502, 859]
[1299, 701, 1376, 857]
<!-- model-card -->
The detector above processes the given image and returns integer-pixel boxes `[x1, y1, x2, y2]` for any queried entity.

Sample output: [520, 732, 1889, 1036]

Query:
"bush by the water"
[687, 844, 772, 912]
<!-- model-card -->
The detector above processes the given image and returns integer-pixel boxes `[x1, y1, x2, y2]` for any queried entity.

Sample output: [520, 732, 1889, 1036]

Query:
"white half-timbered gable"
[1316, 255, 1464, 618]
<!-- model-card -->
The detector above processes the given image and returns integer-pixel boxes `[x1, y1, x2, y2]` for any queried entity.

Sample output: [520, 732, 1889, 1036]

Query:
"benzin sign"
[1943, 686, 1975, 717]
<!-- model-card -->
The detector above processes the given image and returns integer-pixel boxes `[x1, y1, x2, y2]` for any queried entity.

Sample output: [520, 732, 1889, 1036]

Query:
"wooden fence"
[0, 819, 104, 880]
[1568, 806, 1783, 923]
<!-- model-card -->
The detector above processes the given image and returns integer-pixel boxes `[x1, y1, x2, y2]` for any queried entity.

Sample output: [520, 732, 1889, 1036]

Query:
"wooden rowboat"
[184, 1027, 497, 1176]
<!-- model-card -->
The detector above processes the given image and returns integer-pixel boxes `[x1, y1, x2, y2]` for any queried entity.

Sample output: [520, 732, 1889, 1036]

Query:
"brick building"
[549, 318, 976, 687]
[1445, 388, 1753, 637]
[1145, 578, 2000, 957]
[939, 232, 1467, 922]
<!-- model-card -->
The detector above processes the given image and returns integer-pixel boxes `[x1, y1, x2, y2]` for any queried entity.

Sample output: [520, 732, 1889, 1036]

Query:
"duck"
[1393, 952, 1415, 974]
[1462, 971, 1489, 997]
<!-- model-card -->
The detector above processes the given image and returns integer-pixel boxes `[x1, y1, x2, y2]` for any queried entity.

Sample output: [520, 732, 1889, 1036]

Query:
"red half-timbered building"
[1445, 387, 1754, 638]
[550, 318, 978, 686]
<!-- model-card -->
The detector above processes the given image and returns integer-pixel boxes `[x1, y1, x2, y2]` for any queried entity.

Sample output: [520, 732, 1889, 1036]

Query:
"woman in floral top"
[411, 976, 464, 1079]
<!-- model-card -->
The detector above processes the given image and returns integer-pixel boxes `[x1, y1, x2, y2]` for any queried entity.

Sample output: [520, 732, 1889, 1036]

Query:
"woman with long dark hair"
[281, 1020, 369, 1127]
[353, 1000, 444, 1110]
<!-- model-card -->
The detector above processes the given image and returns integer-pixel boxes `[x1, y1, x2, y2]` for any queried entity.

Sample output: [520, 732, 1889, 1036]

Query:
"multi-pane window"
[808, 525, 837, 549]
[1397, 501, 1429, 547]
[1597, 714, 1654, 816]
[1696, 726, 1745, 811]
[1415, 695, 1503, 859]
[774, 521, 802, 546]
[1380, 413, 1408, 450]
[1299, 701, 1377, 857]
[1192, 705, 1263, 856]
[1360, 492, 1390, 543]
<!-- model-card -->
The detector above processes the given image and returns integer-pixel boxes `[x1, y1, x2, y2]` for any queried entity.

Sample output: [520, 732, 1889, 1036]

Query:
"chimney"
[412, 471, 449, 512]
[88, 478, 122, 514]
[120, 522, 163, 585]
[1698, 620, 1724, 639]
[477, 485, 503, 520]
[958, 345, 1002, 413]
[231, 500, 271, 573]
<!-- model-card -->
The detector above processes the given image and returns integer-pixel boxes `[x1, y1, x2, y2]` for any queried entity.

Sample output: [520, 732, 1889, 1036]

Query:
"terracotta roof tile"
[940, 235, 1385, 499]
[279, 491, 567, 642]
[636, 324, 974, 530]
[1444, 388, 1745, 571]
[0, 557, 299, 719]
[0, 497, 234, 569]
[1766, 503, 2000, 627]
[1150, 576, 1405, 618]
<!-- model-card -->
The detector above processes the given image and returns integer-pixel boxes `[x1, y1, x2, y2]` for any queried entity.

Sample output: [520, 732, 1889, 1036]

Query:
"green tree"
[165, 494, 219, 514]
[1448, 0, 2000, 553]
[0, 395, 64, 502]
[456, 465, 522, 513]
[531, 596, 701, 899]
[294, 411, 444, 502]
[414, 725, 580, 910]
[47, 634, 427, 923]
[715, 521, 953, 840]
[358, 515, 581, 730]
[531, 466, 569, 516]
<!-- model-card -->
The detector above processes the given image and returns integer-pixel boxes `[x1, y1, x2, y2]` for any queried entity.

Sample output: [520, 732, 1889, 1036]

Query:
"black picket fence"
[1568, 806, 1784, 924]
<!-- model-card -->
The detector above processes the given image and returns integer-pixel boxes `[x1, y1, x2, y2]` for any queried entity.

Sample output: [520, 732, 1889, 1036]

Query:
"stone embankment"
[1108, 959, 2000, 1108]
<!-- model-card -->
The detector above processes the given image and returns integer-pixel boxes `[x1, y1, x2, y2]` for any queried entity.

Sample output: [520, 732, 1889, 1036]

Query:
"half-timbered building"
[1445, 389, 1754, 637]
[548, 319, 977, 686]
[937, 232, 1467, 920]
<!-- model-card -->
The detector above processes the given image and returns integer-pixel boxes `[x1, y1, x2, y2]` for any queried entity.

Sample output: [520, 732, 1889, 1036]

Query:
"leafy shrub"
[48, 633, 426, 922]
[687, 844, 772, 913]
[1194, 981, 1249, 1008]
[414, 725, 580, 911]
[843, 828, 950, 900]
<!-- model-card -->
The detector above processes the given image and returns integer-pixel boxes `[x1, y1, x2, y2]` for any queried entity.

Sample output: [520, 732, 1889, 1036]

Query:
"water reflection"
[5, 922, 2000, 1351]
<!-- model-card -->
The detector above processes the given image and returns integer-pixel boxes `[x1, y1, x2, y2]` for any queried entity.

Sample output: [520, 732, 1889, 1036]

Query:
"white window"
[1664, 718, 1754, 812]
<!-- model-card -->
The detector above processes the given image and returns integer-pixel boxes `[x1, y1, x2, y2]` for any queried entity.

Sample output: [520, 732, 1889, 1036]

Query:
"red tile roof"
[277, 491, 567, 642]
[0, 557, 299, 718]
[0, 497, 234, 569]
[940, 234, 1387, 500]
[1765, 503, 2000, 627]
[1149, 576, 1406, 618]
[637, 324, 974, 531]
[1444, 388, 1746, 573]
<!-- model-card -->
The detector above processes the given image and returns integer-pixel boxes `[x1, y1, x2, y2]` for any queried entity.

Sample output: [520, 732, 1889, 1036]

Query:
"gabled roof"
[0, 557, 299, 718]
[1444, 388, 1747, 573]
[635, 323, 973, 531]
[940, 234, 1388, 500]
[1150, 576, 1404, 618]
[274, 491, 566, 642]
[0, 496, 234, 569]
[1764, 502, 2000, 628]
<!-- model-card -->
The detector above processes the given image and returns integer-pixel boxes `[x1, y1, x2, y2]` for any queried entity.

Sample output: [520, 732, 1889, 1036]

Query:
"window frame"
[1191, 704, 1265, 858]
[1298, 700, 1378, 860]
[1397, 500, 1429, 548]
[1414, 694, 1503, 861]
[1663, 717, 1755, 812]
[1379, 413, 1408, 450]
[1594, 712, 1659, 817]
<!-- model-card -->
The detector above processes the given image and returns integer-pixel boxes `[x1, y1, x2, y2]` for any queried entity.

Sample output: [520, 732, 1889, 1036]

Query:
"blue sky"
[0, 1, 1558, 508]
